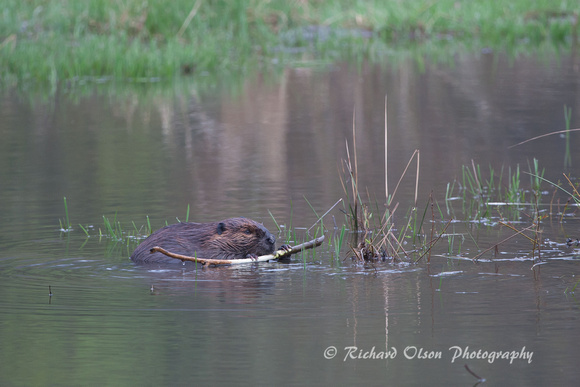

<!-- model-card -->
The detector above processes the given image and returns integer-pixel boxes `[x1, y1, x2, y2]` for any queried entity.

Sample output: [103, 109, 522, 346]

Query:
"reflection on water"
[1, 50, 580, 385]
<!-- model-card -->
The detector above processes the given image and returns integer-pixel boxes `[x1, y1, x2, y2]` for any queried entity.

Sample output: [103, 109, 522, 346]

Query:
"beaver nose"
[267, 234, 276, 245]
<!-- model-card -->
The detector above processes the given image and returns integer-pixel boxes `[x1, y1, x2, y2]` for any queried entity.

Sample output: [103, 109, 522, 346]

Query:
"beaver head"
[204, 217, 276, 259]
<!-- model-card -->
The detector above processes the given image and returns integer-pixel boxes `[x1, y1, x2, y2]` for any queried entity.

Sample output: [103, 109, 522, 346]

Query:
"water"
[1, 50, 580, 386]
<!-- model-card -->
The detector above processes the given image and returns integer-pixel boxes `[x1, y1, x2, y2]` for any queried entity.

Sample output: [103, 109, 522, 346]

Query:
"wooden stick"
[150, 235, 325, 266]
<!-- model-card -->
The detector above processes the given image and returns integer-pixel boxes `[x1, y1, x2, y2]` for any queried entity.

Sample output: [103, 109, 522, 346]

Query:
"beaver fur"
[130, 217, 276, 263]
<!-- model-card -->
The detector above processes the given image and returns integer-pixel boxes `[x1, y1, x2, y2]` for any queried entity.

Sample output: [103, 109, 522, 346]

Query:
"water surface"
[1, 50, 580, 385]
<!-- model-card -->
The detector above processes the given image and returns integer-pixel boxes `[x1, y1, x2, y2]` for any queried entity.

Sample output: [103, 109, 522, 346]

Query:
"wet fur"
[130, 217, 276, 264]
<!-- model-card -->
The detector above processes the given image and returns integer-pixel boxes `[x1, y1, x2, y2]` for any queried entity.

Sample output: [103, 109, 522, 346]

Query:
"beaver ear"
[217, 222, 226, 235]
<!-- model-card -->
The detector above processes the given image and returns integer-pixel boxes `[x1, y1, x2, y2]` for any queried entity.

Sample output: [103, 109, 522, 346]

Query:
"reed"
[58, 197, 72, 232]
[268, 200, 295, 244]
[78, 223, 90, 238]
[450, 159, 551, 222]
[339, 95, 450, 264]
[528, 158, 544, 196]
[333, 224, 347, 264]
[564, 105, 573, 168]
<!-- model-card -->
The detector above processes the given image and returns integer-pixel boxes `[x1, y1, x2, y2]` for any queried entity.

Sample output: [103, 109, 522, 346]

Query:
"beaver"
[130, 217, 277, 264]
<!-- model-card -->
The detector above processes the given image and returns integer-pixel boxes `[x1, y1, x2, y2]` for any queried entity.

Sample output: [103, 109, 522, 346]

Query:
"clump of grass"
[528, 158, 545, 196]
[457, 158, 579, 267]
[462, 161, 484, 200]
[448, 158, 552, 223]
[58, 203, 191, 256]
[340, 95, 449, 264]
[101, 213, 124, 241]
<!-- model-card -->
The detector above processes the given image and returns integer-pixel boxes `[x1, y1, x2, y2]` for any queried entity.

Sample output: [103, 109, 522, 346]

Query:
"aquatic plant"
[268, 202, 295, 246]
[564, 105, 573, 168]
[333, 224, 347, 264]
[101, 213, 124, 241]
[78, 224, 90, 238]
[58, 197, 72, 232]
[340, 95, 449, 264]
[564, 277, 580, 295]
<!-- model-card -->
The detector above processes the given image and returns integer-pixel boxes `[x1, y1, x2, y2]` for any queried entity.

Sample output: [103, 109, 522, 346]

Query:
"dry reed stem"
[415, 150, 420, 206]
[560, 198, 571, 223]
[414, 219, 452, 263]
[428, 191, 435, 262]
[353, 109, 358, 193]
[499, 221, 538, 243]
[343, 140, 358, 229]
[375, 202, 409, 258]
[385, 93, 389, 205]
[508, 128, 580, 148]
[376, 201, 399, 240]
[307, 198, 343, 233]
[390, 149, 420, 205]
[562, 173, 580, 198]
[471, 159, 481, 194]
[472, 224, 535, 261]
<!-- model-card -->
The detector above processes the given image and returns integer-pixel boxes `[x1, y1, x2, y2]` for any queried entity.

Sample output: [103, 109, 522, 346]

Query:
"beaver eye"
[245, 229, 252, 235]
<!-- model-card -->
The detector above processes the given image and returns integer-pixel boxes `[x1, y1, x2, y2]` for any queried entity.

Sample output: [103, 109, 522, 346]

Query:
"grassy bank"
[1, 0, 578, 86]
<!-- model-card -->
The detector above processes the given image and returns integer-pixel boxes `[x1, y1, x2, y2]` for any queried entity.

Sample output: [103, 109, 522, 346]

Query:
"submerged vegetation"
[1, 0, 579, 87]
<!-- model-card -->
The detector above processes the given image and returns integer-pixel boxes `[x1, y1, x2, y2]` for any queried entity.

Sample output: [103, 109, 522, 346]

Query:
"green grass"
[60, 199, 174, 253]
[333, 224, 346, 264]
[1, 0, 579, 86]
[58, 196, 72, 232]
[448, 158, 551, 222]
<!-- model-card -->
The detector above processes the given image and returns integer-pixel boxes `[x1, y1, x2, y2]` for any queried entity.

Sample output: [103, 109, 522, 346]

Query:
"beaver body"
[130, 217, 276, 264]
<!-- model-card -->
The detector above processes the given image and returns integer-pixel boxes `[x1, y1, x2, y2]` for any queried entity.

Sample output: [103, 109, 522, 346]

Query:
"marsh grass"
[465, 107, 580, 266]
[60, 202, 188, 256]
[100, 213, 122, 241]
[340, 95, 451, 264]
[446, 157, 551, 223]
[456, 158, 578, 265]
[2, 0, 579, 86]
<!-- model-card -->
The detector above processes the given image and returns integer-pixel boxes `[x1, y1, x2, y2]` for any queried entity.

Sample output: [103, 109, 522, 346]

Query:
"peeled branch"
[150, 235, 325, 266]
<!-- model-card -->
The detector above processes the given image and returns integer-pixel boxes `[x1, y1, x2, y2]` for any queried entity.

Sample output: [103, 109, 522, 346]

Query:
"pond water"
[1, 50, 580, 385]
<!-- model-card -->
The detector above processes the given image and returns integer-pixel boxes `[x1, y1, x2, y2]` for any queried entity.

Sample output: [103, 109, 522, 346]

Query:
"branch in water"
[150, 235, 325, 266]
